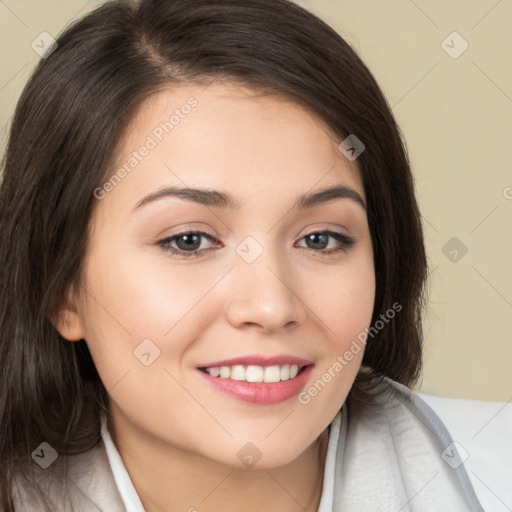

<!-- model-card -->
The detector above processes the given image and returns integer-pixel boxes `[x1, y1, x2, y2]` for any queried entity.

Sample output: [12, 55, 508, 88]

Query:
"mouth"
[196, 355, 314, 404]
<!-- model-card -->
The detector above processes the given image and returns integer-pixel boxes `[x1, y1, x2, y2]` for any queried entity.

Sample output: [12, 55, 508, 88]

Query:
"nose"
[224, 249, 307, 333]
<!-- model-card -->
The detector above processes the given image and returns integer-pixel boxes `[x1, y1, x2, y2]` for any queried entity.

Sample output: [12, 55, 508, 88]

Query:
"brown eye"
[157, 231, 218, 257]
[297, 231, 355, 254]
[172, 233, 203, 251]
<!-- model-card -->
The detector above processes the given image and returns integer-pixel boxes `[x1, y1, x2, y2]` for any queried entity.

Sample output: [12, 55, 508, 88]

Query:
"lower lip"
[197, 366, 314, 404]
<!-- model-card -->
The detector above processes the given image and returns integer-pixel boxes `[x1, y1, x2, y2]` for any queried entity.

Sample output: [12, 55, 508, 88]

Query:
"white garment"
[100, 410, 342, 512]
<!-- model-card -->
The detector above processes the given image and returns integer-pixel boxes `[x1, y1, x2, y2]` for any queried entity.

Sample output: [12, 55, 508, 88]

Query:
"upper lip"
[198, 355, 314, 369]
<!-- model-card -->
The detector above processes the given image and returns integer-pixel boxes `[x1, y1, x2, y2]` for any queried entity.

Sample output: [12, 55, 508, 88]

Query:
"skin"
[56, 82, 375, 512]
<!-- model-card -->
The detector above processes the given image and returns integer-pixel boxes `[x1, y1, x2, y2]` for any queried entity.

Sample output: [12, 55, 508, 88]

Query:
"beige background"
[1, 1, 510, 401]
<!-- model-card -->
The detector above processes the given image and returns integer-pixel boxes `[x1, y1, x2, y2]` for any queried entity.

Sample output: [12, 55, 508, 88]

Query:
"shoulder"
[335, 377, 485, 512]
[12, 438, 126, 512]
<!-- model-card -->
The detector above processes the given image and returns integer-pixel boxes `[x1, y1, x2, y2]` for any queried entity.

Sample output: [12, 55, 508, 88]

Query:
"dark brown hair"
[0, 0, 427, 508]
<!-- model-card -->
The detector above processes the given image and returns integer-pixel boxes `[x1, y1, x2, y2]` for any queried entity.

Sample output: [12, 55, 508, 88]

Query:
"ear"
[50, 288, 86, 342]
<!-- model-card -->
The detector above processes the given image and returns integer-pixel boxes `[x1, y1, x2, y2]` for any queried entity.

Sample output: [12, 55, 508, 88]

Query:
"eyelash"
[156, 230, 356, 258]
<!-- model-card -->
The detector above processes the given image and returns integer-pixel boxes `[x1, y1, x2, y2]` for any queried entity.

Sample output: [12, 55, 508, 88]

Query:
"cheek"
[315, 249, 376, 350]
[78, 243, 226, 380]
[293, 257, 374, 441]
[84, 240, 219, 332]
[78, 250, 209, 429]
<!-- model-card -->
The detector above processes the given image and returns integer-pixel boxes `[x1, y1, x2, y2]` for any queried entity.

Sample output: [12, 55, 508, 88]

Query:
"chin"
[202, 433, 319, 472]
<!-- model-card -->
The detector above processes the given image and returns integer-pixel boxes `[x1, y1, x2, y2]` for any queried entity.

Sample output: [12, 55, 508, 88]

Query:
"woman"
[0, 0, 484, 510]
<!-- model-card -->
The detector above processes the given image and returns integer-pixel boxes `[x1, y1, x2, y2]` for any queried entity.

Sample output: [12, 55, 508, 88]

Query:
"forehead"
[102, 82, 364, 213]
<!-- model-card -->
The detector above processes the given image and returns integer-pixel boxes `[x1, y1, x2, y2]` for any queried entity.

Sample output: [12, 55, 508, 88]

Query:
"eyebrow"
[295, 185, 366, 210]
[131, 184, 366, 212]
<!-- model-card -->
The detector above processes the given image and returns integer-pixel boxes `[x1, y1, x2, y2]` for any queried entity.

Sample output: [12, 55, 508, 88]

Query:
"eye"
[156, 229, 355, 259]
[157, 231, 219, 258]
[296, 230, 355, 255]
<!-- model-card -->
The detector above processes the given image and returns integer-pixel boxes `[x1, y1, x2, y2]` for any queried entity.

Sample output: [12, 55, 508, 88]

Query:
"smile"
[197, 356, 314, 404]
[200, 364, 303, 382]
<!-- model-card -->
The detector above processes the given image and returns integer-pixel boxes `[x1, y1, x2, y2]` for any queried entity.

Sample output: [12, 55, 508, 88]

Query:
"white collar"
[100, 414, 146, 512]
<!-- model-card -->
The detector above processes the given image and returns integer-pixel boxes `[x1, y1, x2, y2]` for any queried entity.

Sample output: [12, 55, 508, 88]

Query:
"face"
[59, 82, 375, 469]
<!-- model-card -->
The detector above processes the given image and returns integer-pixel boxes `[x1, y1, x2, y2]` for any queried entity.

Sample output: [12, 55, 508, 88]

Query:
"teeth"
[289, 364, 299, 378]
[208, 366, 220, 377]
[263, 365, 281, 383]
[219, 366, 231, 378]
[231, 365, 246, 380]
[204, 364, 301, 382]
[246, 365, 264, 382]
